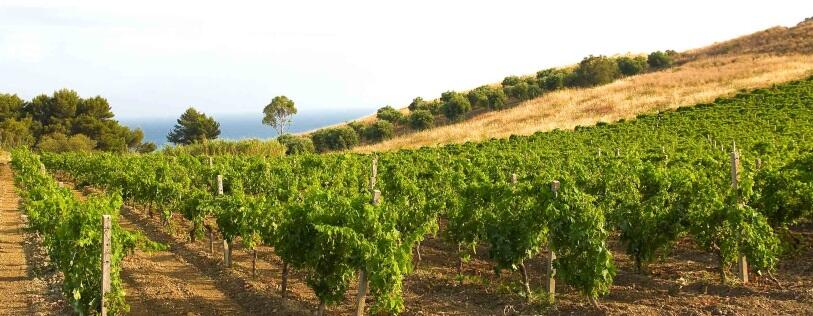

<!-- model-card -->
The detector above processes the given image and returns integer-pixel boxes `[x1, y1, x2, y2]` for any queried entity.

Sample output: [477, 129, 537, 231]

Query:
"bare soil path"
[0, 162, 50, 315]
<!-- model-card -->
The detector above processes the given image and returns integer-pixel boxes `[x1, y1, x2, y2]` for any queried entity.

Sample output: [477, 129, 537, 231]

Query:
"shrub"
[441, 92, 472, 121]
[37, 132, 96, 152]
[376, 106, 403, 123]
[501, 76, 522, 87]
[408, 97, 428, 111]
[647, 51, 674, 69]
[617, 56, 648, 76]
[408, 110, 434, 130]
[536, 68, 569, 91]
[311, 126, 359, 152]
[277, 134, 315, 155]
[487, 87, 508, 110]
[426, 100, 443, 115]
[573, 55, 621, 87]
[467, 86, 490, 108]
[364, 120, 395, 142]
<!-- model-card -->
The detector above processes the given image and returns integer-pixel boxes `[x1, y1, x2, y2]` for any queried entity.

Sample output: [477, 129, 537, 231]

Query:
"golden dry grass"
[355, 53, 813, 152]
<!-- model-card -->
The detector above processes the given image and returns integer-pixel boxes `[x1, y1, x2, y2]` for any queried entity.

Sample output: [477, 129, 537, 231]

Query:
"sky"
[1, 1, 812, 120]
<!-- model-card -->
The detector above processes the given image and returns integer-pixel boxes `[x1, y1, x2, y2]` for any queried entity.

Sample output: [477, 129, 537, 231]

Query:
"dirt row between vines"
[0, 162, 68, 315]
[63, 178, 813, 315]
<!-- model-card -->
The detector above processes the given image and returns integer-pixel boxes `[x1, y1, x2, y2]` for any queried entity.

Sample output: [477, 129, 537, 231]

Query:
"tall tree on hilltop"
[262, 95, 297, 135]
[167, 107, 221, 145]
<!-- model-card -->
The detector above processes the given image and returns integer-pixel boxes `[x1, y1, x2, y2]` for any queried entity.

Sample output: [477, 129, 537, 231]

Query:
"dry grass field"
[349, 19, 813, 152]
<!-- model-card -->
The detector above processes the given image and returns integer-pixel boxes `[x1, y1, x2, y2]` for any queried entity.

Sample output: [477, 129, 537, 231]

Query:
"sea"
[121, 108, 371, 147]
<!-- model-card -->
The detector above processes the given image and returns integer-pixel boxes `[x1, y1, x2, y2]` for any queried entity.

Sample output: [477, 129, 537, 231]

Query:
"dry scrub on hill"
[355, 53, 813, 152]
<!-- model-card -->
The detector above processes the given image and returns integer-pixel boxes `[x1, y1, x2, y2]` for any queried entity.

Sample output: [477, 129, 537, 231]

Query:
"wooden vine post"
[101, 215, 112, 316]
[730, 143, 749, 284]
[217, 175, 232, 268]
[546, 180, 560, 303]
[356, 157, 379, 316]
[511, 173, 532, 302]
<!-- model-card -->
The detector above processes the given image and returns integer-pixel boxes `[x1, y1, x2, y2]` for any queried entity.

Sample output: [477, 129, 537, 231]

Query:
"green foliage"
[408, 110, 434, 130]
[468, 86, 508, 110]
[364, 120, 395, 142]
[0, 90, 146, 152]
[408, 97, 427, 111]
[536, 68, 570, 91]
[166, 107, 221, 145]
[277, 134, 315, 155]
[311, 126, 360, 152]
[376, 106, 404, 123]
[572, 55, 621, 87]
[441, 92, 472, 121]
[647, 50, 675, 69]
[37, 132, 97, 153]
[11, 149, 142, 315]
[262, 95, 298, 135]
[617, 56, 649, 76]
[162, 138, 285, 156]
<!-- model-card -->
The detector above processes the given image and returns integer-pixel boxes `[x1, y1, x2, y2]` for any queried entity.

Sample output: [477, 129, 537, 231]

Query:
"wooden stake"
[101, 215, 112, 316]
[356, 190, 381, 316]
[281, 261, 289, 300]
[252, 249, 258, 277]
[730, 142, 748, 284]
[223, 239, 231, 268]
[209, 229, 214, 254]
[370, 157, 378, 190]
[217, 174, 224, 195]
[547, 181, 560, 302]
[208, 156, 213, 168]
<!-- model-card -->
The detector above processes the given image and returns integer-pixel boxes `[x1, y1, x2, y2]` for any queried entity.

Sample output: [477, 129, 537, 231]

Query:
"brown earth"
[53, 178, 813, 315]
[0, 162, 67, 315]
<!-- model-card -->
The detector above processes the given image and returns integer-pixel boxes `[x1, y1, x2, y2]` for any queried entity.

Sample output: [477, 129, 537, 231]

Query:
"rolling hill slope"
[352, 18, 813, 152]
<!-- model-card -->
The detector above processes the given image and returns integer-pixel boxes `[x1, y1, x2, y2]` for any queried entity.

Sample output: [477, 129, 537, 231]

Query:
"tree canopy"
[263, 95, 297, 135]
[167, 107, 221, 145]
[0, 90, 150, 152]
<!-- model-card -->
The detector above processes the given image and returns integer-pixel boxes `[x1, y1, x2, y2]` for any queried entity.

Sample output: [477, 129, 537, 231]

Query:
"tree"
[0, 93, 24, 122]
[167, 107, 221, 145]
[647, 51, 674, 69]
[310, 126, 359, 152]
[0, 117, 34, 147]
[441, 92, 472, 121]
[277, 134, 315, 155]
[408, 97, 428, 111]
[37, 132, 96, 152]
[376, 106, 403, 123]
[263, 96, 298, 135]
[617, 56, 649, 76]
[408, 110, 434, 130]
[364, 120, 395, 141]
[573, 55, 621, 87]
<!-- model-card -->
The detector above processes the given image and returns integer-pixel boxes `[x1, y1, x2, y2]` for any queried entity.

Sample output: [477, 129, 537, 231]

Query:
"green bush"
[617, 56, 649, 76]
[408, 97, 428, 111]
[311, 126, 359, 152]
[647, 51, 674, 69]
[536, 68, 570, 91]
[467, 86, 490, 108]
[501, 76, 522, 87]
[441, 92, 472, 121]
[408, 110, 434, 130]
[277, 134, 315, 155]
[37, 132, 96, 152]
[376, 106, 403, 123]
[487, 87, 508, 110]
[364, 120, 395, 141]
[426, 100, 443, 115]
[572, 55, 621, 87]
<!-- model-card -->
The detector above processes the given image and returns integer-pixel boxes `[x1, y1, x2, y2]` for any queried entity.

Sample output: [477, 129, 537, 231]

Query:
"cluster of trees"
[0, 89, 153, 152]
[305, 50, 677, 153]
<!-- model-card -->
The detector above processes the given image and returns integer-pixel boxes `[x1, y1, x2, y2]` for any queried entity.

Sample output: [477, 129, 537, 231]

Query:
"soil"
[11, 172, 813, 315]
[0, 162, 67, 315]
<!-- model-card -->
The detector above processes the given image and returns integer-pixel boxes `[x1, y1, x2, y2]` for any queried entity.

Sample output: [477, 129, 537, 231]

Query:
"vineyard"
[10, 76, 813, 314]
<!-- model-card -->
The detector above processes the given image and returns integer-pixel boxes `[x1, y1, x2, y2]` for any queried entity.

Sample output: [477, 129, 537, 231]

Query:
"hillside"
[351, 18, 813, 152]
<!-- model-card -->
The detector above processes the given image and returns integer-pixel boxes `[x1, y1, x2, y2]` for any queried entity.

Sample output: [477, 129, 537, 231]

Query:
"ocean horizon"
[121, 108, 371, 147]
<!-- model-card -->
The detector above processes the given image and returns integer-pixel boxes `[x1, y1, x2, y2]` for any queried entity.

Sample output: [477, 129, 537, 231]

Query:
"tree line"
[0, 89, 154, 152]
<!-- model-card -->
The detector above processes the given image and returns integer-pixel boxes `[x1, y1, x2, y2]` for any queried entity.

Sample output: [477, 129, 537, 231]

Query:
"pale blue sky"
[1, 1, 812, 119]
